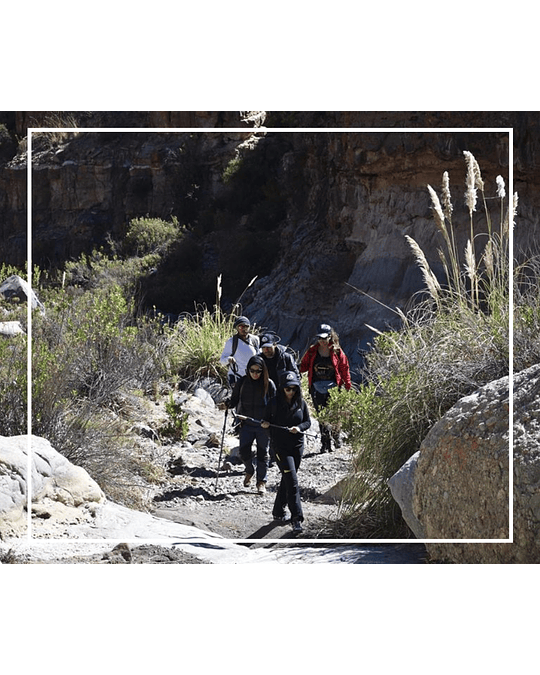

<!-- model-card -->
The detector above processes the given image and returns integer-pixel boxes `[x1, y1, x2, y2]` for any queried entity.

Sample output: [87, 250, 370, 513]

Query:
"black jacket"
[264, 395, 311, 454]
[230, 375, 276, 422]
[261, 345, 299, 388]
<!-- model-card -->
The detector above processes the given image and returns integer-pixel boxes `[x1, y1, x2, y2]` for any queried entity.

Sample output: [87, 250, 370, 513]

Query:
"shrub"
[123, 216, 183, 257]
[159, 394, 189, 441]
[0, 334, 27, 436]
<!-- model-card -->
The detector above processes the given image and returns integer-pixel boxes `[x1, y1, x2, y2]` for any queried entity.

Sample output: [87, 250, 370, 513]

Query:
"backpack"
[231, 333, 258, 357]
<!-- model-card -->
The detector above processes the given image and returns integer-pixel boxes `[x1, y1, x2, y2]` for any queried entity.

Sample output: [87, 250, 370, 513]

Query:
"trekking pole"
[215, 407, 229, 489]
[234, 414, 317, 438]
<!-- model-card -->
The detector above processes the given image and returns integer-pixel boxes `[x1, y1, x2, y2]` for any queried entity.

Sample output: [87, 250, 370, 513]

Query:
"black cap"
[234, 316, 250, 328]
[279, 371, 301, 388]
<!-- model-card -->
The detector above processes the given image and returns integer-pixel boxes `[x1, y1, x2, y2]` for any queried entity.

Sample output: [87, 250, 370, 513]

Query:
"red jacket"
[300, 343, 352, 390]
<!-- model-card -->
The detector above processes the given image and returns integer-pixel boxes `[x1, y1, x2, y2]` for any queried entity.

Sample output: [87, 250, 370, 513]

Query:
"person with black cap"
[262, 370, 311, 534]
[259, 332, 300, 467]
[219, 316, 260, 386]
[300, 323, 351, 453]
[229, 355, 275, 494]
[259, 333, 299, 388]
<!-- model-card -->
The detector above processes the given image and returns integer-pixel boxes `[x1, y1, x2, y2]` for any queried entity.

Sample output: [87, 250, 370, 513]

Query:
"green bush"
[124, 216, 183, 257]
[159, 394, 189, 441]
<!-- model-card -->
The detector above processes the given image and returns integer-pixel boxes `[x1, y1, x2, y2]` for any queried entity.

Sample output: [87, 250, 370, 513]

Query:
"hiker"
[228, 355, 275, 495]
[220, 316, 260, 386]
[259, 333, 299, 386]
[259, 332, 300, 467]
[300, 323, 351, 453]
[262, 371, 311, 534]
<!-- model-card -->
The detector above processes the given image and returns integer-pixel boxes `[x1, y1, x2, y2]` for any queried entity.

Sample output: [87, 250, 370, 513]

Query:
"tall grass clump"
[167, 274, 257, 384]
[321, 152, 512, 538]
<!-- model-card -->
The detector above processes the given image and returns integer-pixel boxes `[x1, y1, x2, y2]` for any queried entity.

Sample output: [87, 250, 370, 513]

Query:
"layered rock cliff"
[1, 111, 536, 375]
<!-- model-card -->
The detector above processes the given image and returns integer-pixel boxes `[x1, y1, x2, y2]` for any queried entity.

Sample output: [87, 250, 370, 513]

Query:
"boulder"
[0, 435, 105, 538]
[0, 275, 45, 312]
[0, 320, 25, 337]
[404, 364, 540, 563]
[412, 373, 509, 548]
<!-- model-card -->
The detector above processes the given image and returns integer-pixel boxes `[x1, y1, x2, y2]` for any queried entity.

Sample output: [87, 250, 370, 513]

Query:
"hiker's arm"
[229, 378, 242, 408]
[219, 337, 234, 366]
[297, 401, 311, 433]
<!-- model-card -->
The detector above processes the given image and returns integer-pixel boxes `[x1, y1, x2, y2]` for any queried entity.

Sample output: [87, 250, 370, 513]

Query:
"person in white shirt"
[220, 316, 260, 386]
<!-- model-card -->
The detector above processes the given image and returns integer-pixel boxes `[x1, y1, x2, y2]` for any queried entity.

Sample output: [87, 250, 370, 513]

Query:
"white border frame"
[25, 125, 514, 547]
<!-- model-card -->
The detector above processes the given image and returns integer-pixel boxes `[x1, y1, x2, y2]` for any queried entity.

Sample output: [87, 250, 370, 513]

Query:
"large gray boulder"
[392, 364, 539, 563]
[413, 374, 510, 544]
[0, 435, 105, 538]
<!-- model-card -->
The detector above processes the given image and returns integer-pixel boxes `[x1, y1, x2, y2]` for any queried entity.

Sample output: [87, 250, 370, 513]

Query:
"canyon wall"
[1, 111, 537, 375]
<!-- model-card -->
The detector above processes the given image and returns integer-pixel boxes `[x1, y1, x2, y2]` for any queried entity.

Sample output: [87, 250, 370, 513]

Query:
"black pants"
[273, 447, 303, 522]
[311, 389, 332, 451]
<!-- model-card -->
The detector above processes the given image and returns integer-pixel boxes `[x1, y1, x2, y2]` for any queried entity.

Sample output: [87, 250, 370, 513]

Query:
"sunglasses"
[284, 386, 297, 392]
[249, 368, 263, 374]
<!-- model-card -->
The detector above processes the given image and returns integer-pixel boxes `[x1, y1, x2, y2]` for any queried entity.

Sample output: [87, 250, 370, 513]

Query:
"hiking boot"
[243, 473, 253, 487]
[292, 519, 303, 534]
[273, 515, 288, 523]
[256, 481, 266, 495]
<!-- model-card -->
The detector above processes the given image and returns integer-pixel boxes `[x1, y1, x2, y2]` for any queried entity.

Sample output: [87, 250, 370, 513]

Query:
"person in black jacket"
[260, 333, 300, 467]
[262, 370, 311, 534]
[229, 355, 276, 495]
[259, 333, 299, 386]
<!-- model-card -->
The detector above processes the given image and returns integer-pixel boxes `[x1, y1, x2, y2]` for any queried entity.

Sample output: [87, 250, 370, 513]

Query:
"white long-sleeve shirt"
[220, 333, 260, 381]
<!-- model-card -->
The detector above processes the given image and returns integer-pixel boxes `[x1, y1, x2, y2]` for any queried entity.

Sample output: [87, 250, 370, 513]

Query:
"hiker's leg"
[239, 426, 255, 477]
[254, 427, 269, 484]
[312, 390, 332, 452]
[281, 453, 303, 523]
[272, 450, 288, 518]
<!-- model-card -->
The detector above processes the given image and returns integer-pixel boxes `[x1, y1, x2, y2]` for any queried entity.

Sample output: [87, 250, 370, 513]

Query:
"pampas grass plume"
[496, 175, 506, 199]
[464, 151, 478, 215]
[405, 234, 441, 302]
[442, 171, 453, 221]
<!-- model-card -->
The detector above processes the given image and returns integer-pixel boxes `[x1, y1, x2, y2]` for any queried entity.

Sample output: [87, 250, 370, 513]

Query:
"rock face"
[0, 435, 105, 538]
[0, 111, 536, 374]
[390, 365, 540, 563]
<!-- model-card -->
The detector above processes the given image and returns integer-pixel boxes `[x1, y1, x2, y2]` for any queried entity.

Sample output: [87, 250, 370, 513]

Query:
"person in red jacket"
[300, 323, 351, 452]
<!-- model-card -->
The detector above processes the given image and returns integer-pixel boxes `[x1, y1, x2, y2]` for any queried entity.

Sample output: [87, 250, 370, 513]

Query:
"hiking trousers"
[239, 424, 269, 483]
[311, 389, 332, 451]
[273, 448, 303, 522]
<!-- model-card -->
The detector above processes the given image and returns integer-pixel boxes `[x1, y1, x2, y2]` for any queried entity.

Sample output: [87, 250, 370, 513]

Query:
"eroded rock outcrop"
[0, 435, 105, 538]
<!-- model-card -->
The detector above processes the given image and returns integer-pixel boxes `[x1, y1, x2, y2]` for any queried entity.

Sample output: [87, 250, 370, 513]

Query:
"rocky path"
[150, 388, 354, 541]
